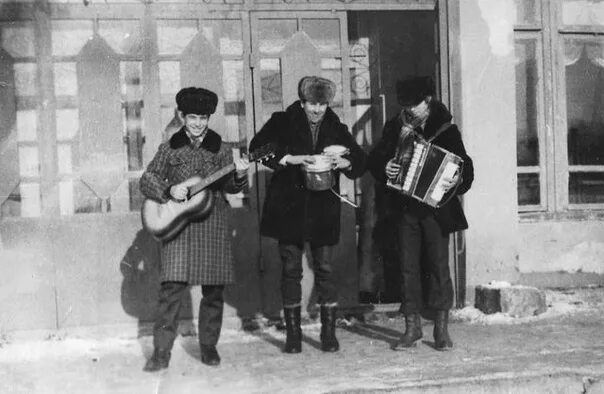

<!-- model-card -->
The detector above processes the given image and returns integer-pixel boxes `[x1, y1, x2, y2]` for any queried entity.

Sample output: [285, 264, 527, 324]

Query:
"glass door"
[249, 11, 360, 310]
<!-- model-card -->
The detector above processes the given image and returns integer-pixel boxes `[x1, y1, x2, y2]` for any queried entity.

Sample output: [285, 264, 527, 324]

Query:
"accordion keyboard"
[387, 138, 463, 208]
[402, 141, 426, 192]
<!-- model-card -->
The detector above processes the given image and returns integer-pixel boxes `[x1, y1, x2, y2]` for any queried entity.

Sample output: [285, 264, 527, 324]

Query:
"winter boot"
[200, 344, 221, 366]
[434, 310, 453, 351]
[320, 305, 340, 352]
[283, 306, 302, 353]
[143, 348, 171, 372]
[392, 313, 422, 350]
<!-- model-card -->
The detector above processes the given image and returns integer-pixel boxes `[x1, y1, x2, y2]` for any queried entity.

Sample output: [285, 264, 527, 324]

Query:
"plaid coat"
[140, 128, 246, 285]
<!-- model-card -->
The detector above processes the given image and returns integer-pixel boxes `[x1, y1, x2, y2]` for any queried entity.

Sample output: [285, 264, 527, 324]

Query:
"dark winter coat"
[367, 100, 474, 235]
[249, 101, 366, 246]
[140, 128, 246, 285]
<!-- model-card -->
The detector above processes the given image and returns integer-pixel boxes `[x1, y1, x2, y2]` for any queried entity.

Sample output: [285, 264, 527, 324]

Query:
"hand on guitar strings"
[234, 156, 250, 178]
[170, 183, 189, 202]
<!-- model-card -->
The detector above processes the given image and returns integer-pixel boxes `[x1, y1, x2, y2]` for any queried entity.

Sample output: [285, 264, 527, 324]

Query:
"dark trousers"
[278, 242, 337, 307]
[397, 212, 453, 315]
[153, 281, 225, 350]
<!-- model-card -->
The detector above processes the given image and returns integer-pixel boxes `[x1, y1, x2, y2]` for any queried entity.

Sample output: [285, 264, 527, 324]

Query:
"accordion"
[387, 138, 463, 208]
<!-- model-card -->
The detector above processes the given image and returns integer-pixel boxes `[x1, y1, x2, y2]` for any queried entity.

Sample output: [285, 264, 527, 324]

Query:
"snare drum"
[302, 155, 335, 191]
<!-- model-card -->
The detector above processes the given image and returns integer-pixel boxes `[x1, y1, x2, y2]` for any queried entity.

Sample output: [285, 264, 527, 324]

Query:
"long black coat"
[368, 100, 474, 235]
[249, 101, 366, 246]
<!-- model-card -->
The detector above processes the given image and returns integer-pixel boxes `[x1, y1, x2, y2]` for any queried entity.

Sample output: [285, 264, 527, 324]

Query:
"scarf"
[391, 109, 429, 186]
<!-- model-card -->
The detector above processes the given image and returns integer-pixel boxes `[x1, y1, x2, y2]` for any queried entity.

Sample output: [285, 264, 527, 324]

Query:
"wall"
[456, 0, 604, 291]
[457, 0, 521, 287]
[0, 208, 271, 332]
[0, 195, 358, 332]
[518, 221, 604, 288]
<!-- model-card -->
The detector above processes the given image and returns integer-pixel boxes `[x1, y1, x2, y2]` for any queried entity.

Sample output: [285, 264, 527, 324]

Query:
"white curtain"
[564, 40, 584, 66]
[586, 43, 604, 68]
[565, 40, 604, 68]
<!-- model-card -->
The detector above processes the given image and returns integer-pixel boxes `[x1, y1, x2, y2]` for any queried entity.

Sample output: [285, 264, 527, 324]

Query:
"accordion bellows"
[387, 137, 463, 208]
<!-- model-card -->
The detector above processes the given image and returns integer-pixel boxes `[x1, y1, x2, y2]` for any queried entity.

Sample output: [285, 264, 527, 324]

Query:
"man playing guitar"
[140, 87, 249, 371]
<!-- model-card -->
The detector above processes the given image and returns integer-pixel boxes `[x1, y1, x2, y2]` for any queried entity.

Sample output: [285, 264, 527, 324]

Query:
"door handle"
[379, 93, 386, 126]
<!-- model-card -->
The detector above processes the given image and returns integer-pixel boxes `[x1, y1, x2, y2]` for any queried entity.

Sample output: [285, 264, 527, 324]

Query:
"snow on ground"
[0, 288, 601, 365]
[0, 337, 137, 364]
[0, 324, 325, 364]
[452, 288, 600, 325]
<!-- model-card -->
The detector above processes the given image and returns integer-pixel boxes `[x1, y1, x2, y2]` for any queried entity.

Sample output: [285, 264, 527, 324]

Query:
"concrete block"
[584, 377, 604, 394]
[475, 282, 547, 317]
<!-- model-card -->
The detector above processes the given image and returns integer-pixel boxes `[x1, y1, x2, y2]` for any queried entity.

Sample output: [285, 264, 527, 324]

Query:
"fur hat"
[396, 76, 435, 106]
[176, 87, 218, 115]
[298, 76, 336, 104]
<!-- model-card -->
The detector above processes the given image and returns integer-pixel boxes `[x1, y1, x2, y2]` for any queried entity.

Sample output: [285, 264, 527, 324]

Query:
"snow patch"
[0, 324, 326, 363]
[481, 280, 512, 289]
[453, 289, 589, 325]
[0, 337, 136, 363]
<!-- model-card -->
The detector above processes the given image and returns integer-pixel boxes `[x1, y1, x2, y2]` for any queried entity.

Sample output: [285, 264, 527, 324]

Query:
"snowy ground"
[450, 287, 601, 325]
[1, 287, 603, 394]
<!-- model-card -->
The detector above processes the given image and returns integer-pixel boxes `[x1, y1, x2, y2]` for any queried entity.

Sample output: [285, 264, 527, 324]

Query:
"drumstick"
[330, 188, 358, 208]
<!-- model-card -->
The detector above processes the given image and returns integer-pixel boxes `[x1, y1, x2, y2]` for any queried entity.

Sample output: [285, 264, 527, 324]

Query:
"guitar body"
[140, 143, 275, 242]
[141, 176, 215, 242]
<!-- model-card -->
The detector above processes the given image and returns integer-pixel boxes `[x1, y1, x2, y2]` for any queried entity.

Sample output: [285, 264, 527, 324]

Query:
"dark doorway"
[348, 10, 439, 305]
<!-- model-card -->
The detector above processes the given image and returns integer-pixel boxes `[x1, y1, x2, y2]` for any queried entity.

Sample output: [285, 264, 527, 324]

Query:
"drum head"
[303, 155, 332, 172]
[323, 145, 348, 156]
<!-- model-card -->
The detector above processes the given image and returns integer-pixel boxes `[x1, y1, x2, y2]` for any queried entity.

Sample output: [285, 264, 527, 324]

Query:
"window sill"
[519, 210, 604, 223]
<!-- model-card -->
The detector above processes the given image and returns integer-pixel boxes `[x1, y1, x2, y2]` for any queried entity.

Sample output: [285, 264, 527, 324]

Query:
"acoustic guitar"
[141, 144, 274, 242]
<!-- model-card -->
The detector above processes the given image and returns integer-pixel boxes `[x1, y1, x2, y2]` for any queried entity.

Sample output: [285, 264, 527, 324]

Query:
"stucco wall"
[0, 210, 268, 332]
[519, 221, 604, 275]
[457, 0, 521, 286]
[0, 198, 358, 332]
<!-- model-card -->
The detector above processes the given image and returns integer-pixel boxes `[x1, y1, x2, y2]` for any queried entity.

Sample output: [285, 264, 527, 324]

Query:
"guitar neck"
[189, 163, 236, 196]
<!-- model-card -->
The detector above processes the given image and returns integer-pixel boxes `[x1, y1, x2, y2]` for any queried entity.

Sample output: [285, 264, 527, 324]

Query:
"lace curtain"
[564, 40, 604, 67]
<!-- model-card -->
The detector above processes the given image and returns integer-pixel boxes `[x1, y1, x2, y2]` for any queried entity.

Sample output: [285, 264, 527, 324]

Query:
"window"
[514, 0, 604, 215]
[0, 14, 248, 218]
[563, 37, 604, 205]
[0, 22, 41, 217]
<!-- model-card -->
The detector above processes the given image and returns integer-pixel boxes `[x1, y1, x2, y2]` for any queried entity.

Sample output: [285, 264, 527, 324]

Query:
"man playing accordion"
[368, 76, 474, 351]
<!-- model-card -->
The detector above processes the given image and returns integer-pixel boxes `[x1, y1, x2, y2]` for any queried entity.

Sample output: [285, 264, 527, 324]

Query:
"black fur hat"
[396, 76, 435, 106]
[176, 87, 218, 115]
[298, 76, 336, 104]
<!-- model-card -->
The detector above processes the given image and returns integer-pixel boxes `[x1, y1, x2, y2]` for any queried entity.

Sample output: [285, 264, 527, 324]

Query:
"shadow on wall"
[119, 229, 169, 337]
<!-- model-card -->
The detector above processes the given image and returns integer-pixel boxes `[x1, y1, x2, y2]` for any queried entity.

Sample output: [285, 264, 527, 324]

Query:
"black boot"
[320, 305, 340, 352]
[283, 306, 302, 353]
[143, 348, 171, 372]
[392, 313, 422, 350]
[200, 344, 221, 366]
[434, 310, 453, 351]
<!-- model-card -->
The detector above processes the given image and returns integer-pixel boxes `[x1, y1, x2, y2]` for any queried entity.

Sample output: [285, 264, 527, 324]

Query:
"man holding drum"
[249, 76, 366, 353]
[367, 76, 474, 351]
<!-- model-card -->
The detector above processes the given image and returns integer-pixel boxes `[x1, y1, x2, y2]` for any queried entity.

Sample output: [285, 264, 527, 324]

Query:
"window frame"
[555, 0, 604, 211]
[516, 0, 604, 220]
[514, 30, 549, 212]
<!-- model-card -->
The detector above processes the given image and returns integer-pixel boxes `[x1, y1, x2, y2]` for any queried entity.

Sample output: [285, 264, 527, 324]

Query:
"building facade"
[0, 0, 603, 332]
